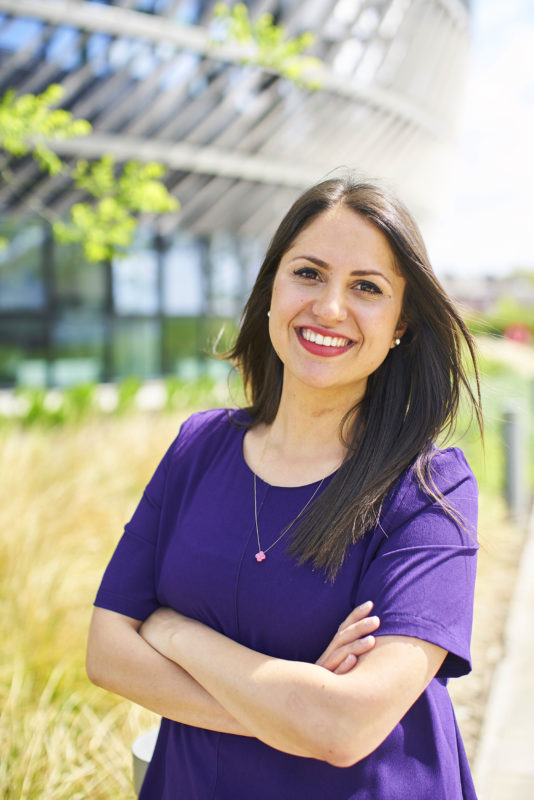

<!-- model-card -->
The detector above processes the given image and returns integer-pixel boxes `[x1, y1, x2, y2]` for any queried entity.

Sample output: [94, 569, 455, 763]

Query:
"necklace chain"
[252, 429, 325, 562]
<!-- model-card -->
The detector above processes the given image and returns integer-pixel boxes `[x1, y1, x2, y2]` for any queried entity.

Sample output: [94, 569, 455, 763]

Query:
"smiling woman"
[268, 207, 407, 403]
[87, 177, 483, 800]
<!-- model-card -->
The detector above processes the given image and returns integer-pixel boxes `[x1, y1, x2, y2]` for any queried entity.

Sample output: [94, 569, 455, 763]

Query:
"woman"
[87, 177, 481, 799]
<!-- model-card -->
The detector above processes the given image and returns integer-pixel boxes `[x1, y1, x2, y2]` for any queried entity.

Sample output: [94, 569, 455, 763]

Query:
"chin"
[295, 373, 365, 397]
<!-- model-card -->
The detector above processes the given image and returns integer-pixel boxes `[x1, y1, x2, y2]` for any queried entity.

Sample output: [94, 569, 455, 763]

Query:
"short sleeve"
[355, 448, 478, 678]
[94, 432, 177, 620]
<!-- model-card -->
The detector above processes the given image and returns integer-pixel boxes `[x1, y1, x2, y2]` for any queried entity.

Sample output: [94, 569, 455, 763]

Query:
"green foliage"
[4, 373, 242, 428]
[455, 355, 534, 495]
[164, 375, 217, 411]
[71, 157, 176, 214]
[0, 84, 91, 175]
[487, 295, 533, 333]
[212, 2, 323, 88]
[54, 199, 137, 263]
[114, 160, 177, 213]
[54, 157, 178, 262]
[12, 383, 97, 427]
[164, 375, 192, 411]
[0, 86, 178, 262]
[115, 376, 143, 415]
[13, 387, 65, 427]
[62, 382, 98, 422]
[466, 282, 534, 337]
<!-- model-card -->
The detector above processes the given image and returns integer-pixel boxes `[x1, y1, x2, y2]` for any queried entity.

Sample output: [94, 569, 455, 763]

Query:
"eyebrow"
[289, 254, 393, 287]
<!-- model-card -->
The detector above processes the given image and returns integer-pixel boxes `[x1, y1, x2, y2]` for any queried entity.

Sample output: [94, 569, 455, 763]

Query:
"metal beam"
[0, 0, 448, 138]
[49, 132, 325, 188]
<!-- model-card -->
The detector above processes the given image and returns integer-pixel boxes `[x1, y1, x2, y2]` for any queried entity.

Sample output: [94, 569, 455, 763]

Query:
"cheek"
[271, 282, 307, 317]
[354, 302, 390, 327]
[357, 303, 403, 344]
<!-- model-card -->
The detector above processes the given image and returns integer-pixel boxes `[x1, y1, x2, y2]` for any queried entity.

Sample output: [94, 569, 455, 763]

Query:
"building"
[0, 0, 471, 386]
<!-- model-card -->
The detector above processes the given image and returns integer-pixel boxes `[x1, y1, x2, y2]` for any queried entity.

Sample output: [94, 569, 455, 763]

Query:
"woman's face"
[268, 205, 407, 404]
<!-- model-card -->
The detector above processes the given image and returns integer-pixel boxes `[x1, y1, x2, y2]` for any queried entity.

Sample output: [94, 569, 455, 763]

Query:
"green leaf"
[3, 85, 177, 261]
[0, 84, 92, 174]
[210, 3, 323, 89]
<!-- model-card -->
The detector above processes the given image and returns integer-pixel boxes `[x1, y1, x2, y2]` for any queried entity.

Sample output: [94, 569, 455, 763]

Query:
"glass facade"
[0, 219, 256, 387]
[0, 222, 46, 311]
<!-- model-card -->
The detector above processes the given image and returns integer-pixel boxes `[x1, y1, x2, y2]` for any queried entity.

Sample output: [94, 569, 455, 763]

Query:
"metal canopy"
[0, 0, 470, 236]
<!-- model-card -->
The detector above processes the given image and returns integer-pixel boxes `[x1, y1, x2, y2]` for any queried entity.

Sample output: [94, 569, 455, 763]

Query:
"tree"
[0, 5, 321, 262]
[0, 84, 178, 262]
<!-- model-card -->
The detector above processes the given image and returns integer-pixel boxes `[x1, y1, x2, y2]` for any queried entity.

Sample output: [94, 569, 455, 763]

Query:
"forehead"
[283, 206, 401, 275]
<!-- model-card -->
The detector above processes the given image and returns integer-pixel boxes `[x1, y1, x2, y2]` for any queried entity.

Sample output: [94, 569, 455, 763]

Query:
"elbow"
[324, 748, 363, 769]
[320, 735, 381, 768]
[292, 713, 365, 767]
[86, 634, 115, 690]
[308, 702, 385, 767]
[85, 608, 125, 690]
[85, 647, 105, 688]
[320, 740, 363, 769]
[86, 650, 118, 693]
[281, 683, 366, 766]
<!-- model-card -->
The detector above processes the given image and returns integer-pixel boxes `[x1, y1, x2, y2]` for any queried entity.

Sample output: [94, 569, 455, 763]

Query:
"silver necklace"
[253, 473, 325, 562]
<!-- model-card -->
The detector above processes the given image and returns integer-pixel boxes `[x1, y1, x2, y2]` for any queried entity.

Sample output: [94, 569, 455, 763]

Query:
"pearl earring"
[395, 338, 401, 346]
[267, 310, 271, 318]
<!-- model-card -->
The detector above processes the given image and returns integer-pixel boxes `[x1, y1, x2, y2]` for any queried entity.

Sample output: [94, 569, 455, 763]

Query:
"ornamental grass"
[0, 373, 528, 797]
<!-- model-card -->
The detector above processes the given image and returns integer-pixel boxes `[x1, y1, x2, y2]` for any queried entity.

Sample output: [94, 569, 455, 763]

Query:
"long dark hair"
[228, 177, 482, 578]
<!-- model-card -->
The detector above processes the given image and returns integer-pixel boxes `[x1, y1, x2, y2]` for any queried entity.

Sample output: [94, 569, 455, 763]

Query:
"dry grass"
[0, 411, 526, 796]
[0, 414, 186, 799]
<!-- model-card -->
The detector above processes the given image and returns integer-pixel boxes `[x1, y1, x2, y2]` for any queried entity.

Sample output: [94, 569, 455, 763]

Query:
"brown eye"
[294, 267, 320, 280]
[354, 280, 382, 294]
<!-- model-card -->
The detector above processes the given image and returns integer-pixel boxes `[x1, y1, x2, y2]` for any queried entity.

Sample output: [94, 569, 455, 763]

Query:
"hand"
[315, 601, 379, 675]
[139, 607, 192, 659]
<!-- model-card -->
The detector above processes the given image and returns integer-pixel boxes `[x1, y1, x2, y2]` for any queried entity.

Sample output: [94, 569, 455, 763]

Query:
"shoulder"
[407, 446, 476, 496]
[166, 407, 250, 463]
[379, 446, 478, 539]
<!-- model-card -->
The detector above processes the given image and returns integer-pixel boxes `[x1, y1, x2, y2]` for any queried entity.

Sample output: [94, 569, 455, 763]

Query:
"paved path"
[474, 503, 534, 798]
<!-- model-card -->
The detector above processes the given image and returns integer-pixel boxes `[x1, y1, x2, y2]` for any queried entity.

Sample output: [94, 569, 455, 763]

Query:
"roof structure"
[0, 0, 471, 237]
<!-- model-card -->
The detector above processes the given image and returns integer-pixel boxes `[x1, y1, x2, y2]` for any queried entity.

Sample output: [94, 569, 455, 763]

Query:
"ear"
[390, 319, 408, 349]
[395, 319, 408, 339]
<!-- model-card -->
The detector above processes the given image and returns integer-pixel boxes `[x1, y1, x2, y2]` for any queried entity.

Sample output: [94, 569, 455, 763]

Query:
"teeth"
[301, 329, 351, 347]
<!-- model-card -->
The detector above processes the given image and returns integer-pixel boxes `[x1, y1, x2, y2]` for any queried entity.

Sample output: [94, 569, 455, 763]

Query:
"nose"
[312, 282, 348, 323]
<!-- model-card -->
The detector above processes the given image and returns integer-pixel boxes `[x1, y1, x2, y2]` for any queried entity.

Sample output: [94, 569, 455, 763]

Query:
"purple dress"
[95, 408, 479, 799]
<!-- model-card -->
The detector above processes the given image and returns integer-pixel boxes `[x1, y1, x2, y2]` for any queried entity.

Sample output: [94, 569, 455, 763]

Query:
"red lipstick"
[296, 327, 355, 358]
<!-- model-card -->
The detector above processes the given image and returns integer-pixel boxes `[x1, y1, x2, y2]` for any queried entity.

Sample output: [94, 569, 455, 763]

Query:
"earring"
[394, 338, 401, 346]
[267, 310, 271, 318]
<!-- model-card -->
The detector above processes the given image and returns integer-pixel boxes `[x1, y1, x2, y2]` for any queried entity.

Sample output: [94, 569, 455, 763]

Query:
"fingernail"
[369, 616, 380, 625]
[359, 600, 373, 611]
[363, 635, 375, 645]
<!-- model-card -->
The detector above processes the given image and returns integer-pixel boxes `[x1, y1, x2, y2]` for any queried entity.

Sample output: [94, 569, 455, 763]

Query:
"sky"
[425, 0, 534, 277]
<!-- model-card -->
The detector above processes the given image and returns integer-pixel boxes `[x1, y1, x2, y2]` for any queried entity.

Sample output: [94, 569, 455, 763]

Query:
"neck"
[244, 379, 363, 487]
[269, 379, 362, 462]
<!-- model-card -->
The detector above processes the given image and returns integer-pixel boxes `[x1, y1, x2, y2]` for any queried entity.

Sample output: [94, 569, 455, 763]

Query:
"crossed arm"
[86, 603, 446, 766]
[86, 600, 378, 739]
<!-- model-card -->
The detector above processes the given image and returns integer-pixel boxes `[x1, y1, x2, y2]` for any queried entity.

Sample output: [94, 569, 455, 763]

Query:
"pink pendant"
[255, 550, 266, 562]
